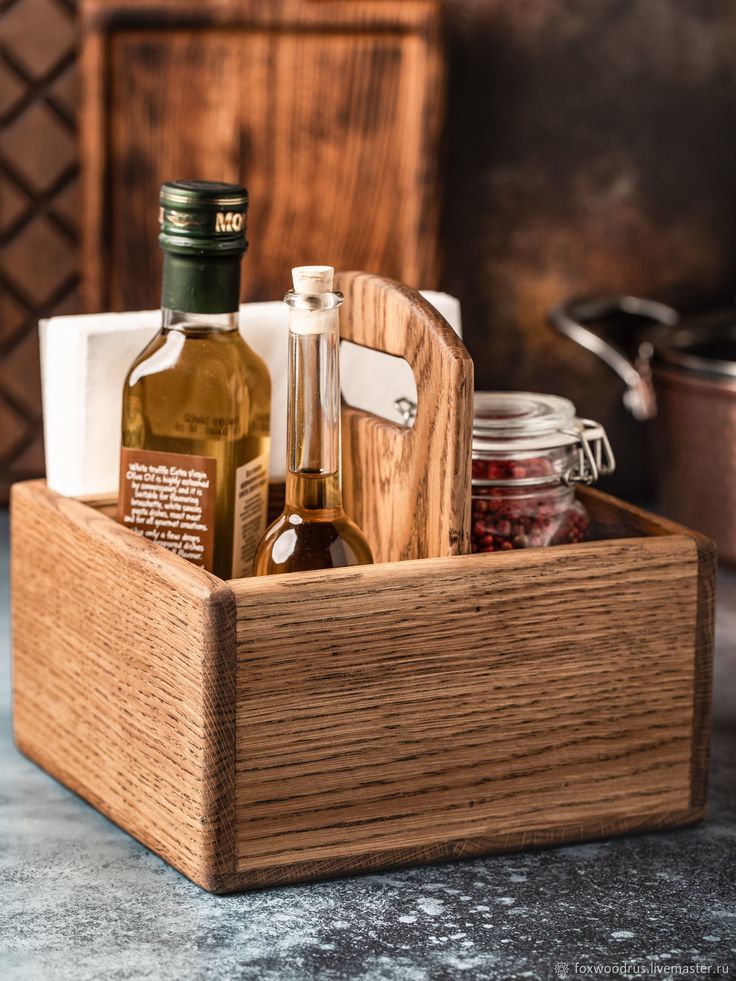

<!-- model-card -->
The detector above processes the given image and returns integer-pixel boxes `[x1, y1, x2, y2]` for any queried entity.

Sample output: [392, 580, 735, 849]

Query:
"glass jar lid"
[473, 392, 578, 446]
[473, 391, 615, 486]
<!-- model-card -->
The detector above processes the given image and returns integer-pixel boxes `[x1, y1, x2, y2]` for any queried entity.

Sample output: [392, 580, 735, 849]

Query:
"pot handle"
[548, 295, 679, 421]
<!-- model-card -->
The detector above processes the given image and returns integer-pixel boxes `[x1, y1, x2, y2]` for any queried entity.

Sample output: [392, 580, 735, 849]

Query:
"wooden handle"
[336, 271, 474, 562]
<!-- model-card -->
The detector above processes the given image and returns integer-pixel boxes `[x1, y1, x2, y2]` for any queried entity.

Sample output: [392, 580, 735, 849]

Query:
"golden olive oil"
[118, 181, 271, 579]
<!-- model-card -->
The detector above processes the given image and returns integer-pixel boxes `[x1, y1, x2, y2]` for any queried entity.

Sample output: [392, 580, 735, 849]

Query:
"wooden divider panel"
[337, 271, 474, 563]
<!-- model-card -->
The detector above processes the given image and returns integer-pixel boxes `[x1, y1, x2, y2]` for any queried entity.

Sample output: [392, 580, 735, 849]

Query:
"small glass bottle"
[471, 392, 615, 553]
[253, 266, 373, 575]
[118, 181, 271, 579]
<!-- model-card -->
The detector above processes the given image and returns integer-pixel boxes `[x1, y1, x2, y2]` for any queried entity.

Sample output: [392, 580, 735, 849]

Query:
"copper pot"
[550, 296, 736, 563]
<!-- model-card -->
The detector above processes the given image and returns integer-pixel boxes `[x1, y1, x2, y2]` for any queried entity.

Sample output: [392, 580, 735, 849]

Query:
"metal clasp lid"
[560, 419, 616, 486]
[471, 391, 616, 488]
[396, 392, 615, 487]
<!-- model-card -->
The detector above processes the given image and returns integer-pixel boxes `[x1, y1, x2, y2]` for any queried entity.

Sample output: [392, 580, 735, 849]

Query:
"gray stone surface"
[1, 507, 734, 980]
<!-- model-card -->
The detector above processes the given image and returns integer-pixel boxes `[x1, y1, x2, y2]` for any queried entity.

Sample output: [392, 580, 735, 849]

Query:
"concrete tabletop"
[2, 509, 734, 980]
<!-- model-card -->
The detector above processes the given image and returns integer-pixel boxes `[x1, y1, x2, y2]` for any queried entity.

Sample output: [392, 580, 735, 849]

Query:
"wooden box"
[11, 482, 715, 893]
[11, 275, 715, 894]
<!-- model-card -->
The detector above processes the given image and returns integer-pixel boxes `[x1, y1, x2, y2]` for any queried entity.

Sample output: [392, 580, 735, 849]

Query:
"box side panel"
[690, 533, 716, 812]
[11, 481, 235, 891]
[584, 487, 717, 817]
[231, 535, 700, 889]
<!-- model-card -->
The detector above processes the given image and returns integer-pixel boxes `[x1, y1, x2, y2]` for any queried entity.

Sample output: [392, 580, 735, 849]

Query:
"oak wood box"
[10, 275, 715, 893]
[10, 482, 715, 893]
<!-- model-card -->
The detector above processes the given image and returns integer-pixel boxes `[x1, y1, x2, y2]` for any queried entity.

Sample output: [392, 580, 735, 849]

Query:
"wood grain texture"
[227, 493, 711, 891]
[690, 530, 717, 811]
[11, 480, 237, 892]
[337, 271, 474, 562]
[579, 487, 716, 813]
[79, 0, 444, 312]
[11, 482, 714, 893]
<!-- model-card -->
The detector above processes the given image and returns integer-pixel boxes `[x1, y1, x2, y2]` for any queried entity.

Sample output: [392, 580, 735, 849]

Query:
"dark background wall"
[442, 0, 736, 496]
[3, 0, 736, 500]
[0, 0, 79, 498]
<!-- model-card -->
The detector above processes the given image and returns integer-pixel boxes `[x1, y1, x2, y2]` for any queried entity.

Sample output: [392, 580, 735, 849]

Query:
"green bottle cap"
[159, 180, 248, 256]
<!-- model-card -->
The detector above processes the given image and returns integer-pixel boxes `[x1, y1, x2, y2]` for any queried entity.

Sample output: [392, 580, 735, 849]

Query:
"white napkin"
[40, 292, 461, 497]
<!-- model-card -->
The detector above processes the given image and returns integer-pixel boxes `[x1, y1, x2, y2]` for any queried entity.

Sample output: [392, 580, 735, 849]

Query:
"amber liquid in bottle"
[119, 180, 271, 580]
[122, 312, 270, 579]
[253, 266, 372, 575]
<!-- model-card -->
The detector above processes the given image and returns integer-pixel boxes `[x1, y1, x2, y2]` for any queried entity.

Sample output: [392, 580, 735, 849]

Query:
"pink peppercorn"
[470, 391, 614, 555]
[470, 455, 591, 553]
[471, 460, 590, 552]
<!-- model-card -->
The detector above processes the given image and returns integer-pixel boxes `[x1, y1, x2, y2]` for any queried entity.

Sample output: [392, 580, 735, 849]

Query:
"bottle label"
[231, 452, 269, 578]
[118, 447, 217, 570]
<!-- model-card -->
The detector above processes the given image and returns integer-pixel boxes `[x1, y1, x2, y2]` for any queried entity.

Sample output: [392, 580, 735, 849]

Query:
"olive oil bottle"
[253, 266, 373, 575]
[118, 181, 271, 579]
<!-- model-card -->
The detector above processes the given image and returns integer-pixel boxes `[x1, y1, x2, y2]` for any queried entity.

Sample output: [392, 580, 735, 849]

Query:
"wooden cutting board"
[79, 0, 444, 311]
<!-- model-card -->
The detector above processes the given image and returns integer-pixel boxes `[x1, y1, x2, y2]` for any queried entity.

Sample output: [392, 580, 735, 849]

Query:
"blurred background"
[2, 0, 736, 506]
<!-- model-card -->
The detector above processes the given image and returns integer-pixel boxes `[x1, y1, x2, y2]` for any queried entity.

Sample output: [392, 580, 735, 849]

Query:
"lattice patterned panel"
[0, 0, 80, 502]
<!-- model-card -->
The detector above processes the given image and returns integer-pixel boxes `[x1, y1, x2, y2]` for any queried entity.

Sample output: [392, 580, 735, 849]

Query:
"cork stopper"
[292, 265, 334, 294]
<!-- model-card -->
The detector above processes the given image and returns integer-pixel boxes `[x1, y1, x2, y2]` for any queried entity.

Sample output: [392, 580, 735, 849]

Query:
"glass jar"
[471, 392, 615, 553]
